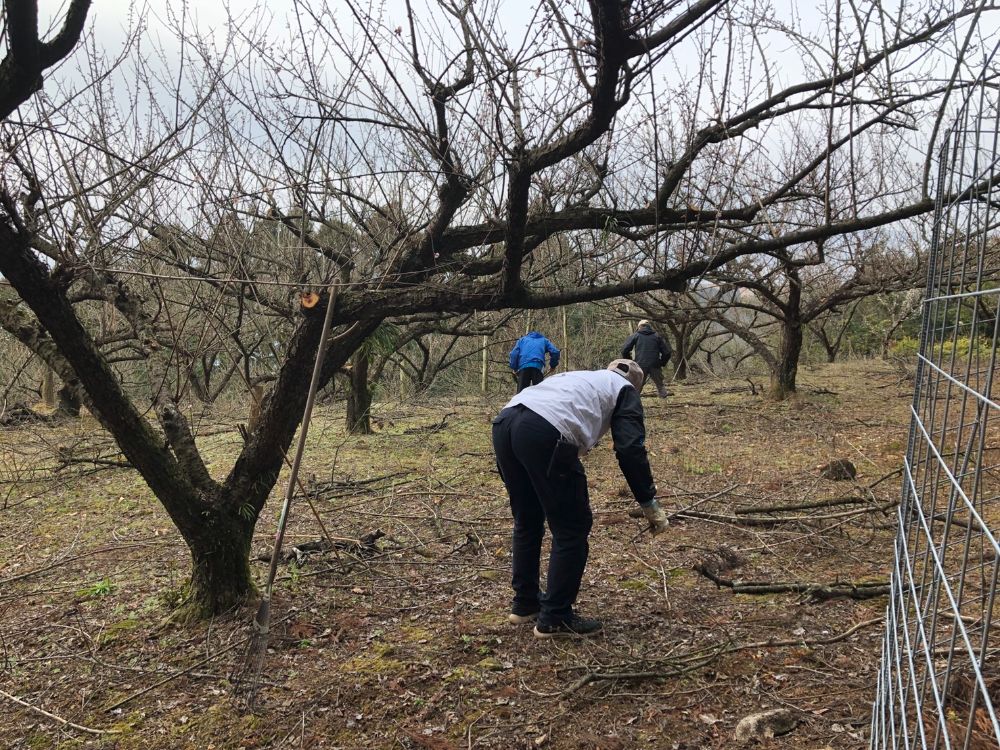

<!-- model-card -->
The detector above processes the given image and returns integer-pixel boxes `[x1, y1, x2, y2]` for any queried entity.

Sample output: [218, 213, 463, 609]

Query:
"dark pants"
[640, 365, 668, 397]
[516, 367, 544, 392]
[491, 406, 593, 626]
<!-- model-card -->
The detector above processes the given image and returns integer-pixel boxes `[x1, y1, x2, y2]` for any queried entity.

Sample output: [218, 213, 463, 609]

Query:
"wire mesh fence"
[870, 56, 1000, 750]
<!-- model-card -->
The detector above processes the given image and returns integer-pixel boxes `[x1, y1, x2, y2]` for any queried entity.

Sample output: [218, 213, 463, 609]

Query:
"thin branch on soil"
[307, 470, 414, 497]
[559, 617, 883, 696]
[0, 688, 117, 735]
[676, 500, 896, 527]
[735, 493, 878, 515]
[694, 564, 890, 601]
[55, 456, 132, 470]
[561, 652, 720, 696]
[101, 626, 271, 712]
[0, 542, 167, 587]
[664, 485, 739, 518]
[630, 486, 741, 540]
[868, 466, 903, 489]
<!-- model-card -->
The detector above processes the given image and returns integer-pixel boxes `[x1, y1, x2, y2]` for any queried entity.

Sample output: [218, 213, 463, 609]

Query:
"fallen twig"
[402, 412, 456, 435]
[562, 651, 720, 695]
[99, 615, 298, 714]
[735, 493, 877, 515]
[255, 531, 386, 564]
[676, 500, 896, 527]
[694, 565, 889, 601]
[0, 542, 172, 587]
[630, 485, 741, 540]
[867, 466, 903, 489]
[0, 688, 116, 735]
[559, 618, 883, 696]
[0, 405, 55, 427]
[664, 485, 738, 519]
[709, 384, 753, 395]
[928, 511, 987, 533]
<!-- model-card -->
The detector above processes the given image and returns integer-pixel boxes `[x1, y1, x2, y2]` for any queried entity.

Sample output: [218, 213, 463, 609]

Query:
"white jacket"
[503, 370, 631, 452]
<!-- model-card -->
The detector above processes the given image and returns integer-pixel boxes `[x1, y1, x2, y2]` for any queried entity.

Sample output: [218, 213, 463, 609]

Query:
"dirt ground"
[0, 360, 913, 749]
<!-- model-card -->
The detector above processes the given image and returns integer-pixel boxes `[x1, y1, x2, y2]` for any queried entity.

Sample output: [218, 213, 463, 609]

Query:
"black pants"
[491, 406, 593, 626]
[640, 364, 668, 396]
[516, 367, 544, 392]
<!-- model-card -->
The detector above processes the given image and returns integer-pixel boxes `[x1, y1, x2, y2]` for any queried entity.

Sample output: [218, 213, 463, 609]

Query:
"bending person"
[491, 359, 668, 638]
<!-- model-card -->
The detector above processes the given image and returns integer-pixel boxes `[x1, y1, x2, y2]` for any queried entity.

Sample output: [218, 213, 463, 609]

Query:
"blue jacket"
[509, 332, 560, 372]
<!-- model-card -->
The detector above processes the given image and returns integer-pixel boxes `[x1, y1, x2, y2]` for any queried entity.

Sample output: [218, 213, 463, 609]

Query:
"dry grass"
[0, 360, 912, 749]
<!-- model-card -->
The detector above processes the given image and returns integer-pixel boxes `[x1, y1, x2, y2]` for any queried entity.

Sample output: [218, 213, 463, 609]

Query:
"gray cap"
[607, 359, 644, 390]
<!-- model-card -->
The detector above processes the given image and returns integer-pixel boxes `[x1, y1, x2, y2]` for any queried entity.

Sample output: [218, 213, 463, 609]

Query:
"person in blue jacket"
[509, 331, 560, 392]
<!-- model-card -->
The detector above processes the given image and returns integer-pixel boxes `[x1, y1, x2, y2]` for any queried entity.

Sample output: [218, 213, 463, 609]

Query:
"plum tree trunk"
[56, 383, 81, 417]
[769, 268, 802, 401]
[346, 349, 372, 434]
[672, 324, 688, 380]
[41, 367, 56, 407]
[181, 512, 256, 620]
[769, 325, 802, 400]
[0, 234, 382, 618]
[674, 354, 687, 380]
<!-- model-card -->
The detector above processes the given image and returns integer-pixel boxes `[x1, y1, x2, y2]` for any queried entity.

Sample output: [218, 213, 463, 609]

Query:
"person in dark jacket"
[509, 331, 560, 392]
[491, 359, 668, 638]
[621, 320, 672, 397]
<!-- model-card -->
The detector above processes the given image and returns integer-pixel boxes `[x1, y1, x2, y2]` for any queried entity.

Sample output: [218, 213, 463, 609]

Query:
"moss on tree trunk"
[176, 516, 256, 621]
[770, 318, 802, 400]
[346, 350, 372, 434]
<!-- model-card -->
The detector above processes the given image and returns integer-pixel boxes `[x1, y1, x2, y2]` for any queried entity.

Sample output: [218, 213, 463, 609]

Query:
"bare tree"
[0, 0, 995, 616]
[0, 0, 90, 119]
[376, 312, 516, 395]
[617, 288, 739, 380]
[807, 301, 862, 363]
[701, 237, 923, 397]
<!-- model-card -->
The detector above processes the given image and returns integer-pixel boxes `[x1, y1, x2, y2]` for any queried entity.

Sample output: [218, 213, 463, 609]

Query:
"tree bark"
[41, 366, 55, 407]
[824, 342, 837, 363]
[0, 0, 92, 121]
[182, 511, 256, 620]
[674, 354, 687, 380]
[813, 326, 838, 363]
[673, 323, 689, 380]
[769, 323, 802, 399]
[480, 333, 488, 393]
[0, 294, 85, 414]
[247, 384, 264, 432]
[769, 267, 802, 400]
[0, 228, 382, 617]
[346, 349, 372, 434]
[56, 383, 80, 417]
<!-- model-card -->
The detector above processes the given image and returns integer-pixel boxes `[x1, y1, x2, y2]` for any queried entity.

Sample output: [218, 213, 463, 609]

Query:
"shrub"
[889, 335, 993, 361]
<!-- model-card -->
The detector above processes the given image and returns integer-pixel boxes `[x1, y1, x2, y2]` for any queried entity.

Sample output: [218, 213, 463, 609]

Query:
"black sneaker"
[533, 615, 603, 639]
[508, 603, 540, 625]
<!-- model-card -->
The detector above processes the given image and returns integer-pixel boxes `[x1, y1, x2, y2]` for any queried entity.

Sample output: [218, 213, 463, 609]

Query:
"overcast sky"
[35, 0, 847, 108]
[50, 1, 998, 91]
[32, 0, 1000, 189]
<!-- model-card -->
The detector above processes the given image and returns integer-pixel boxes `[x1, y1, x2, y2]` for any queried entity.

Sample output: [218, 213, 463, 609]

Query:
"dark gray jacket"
[621, 327, 671, 370]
